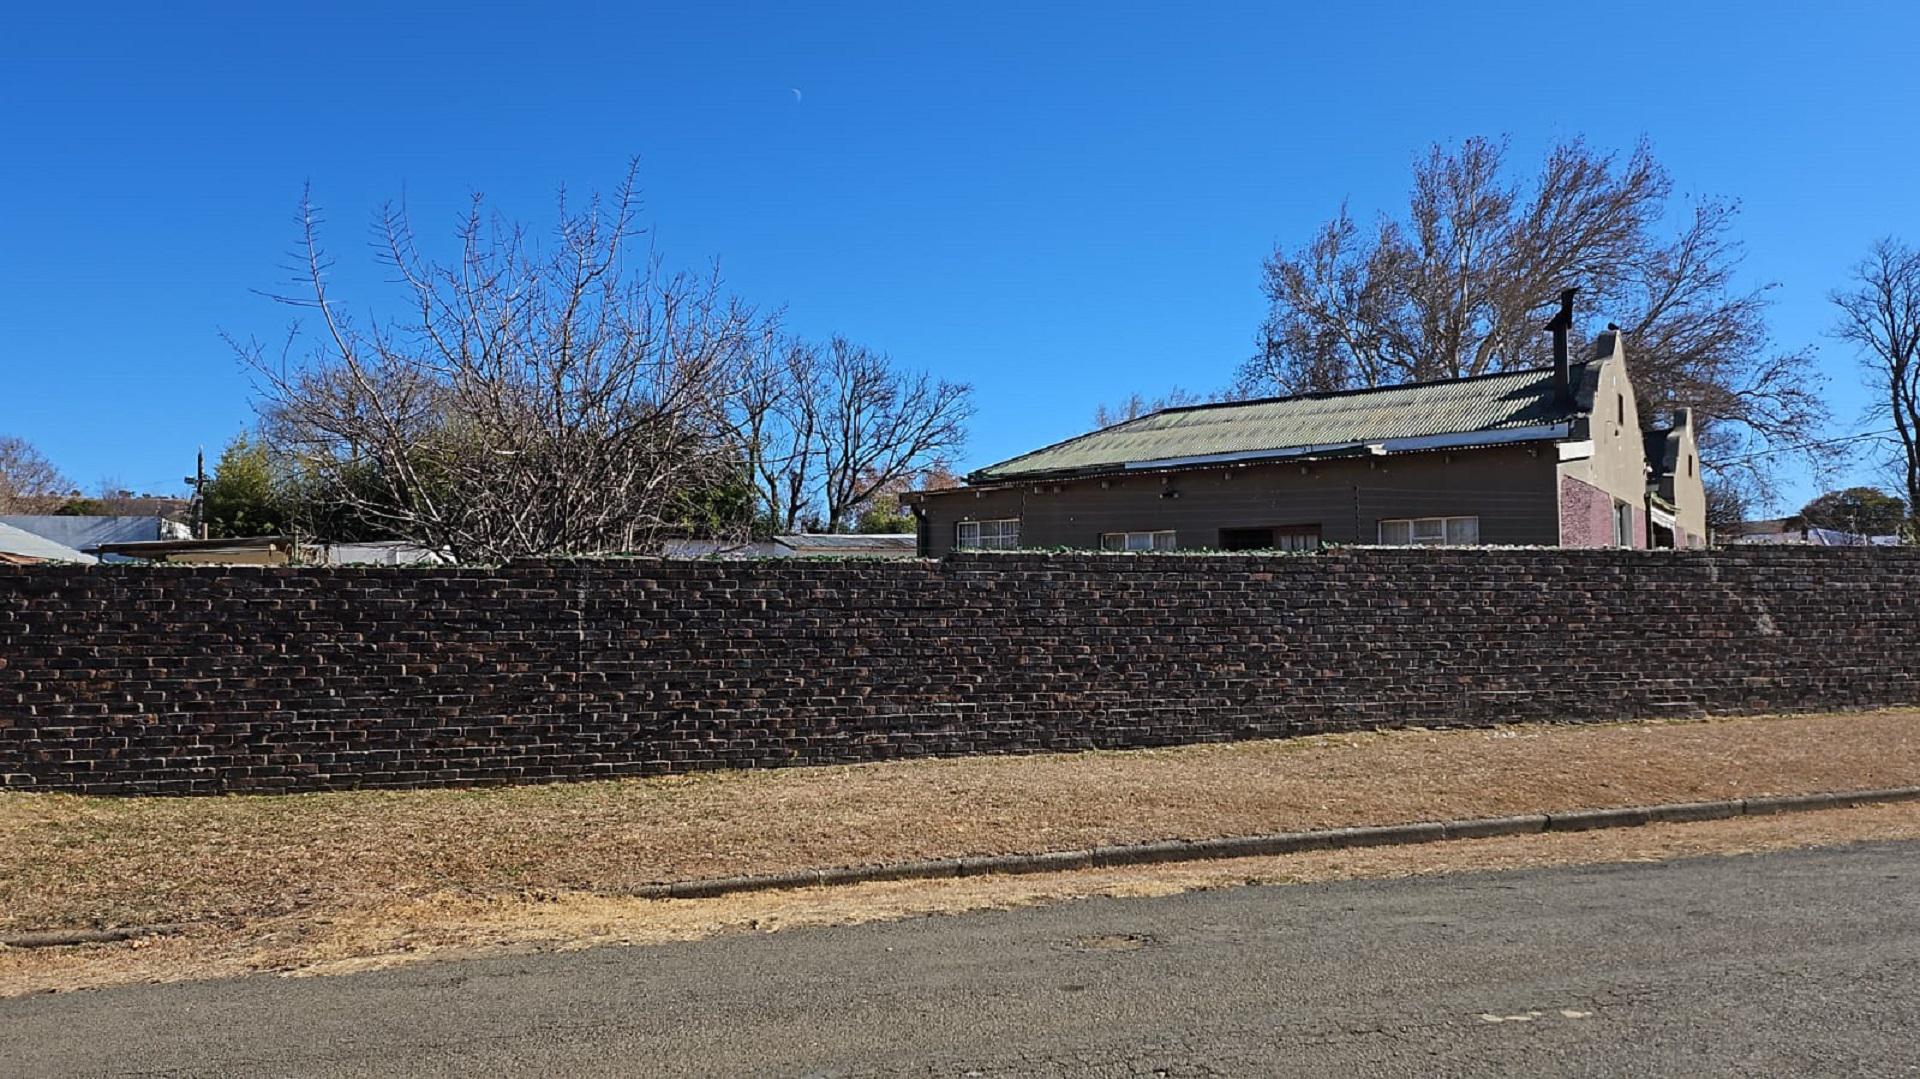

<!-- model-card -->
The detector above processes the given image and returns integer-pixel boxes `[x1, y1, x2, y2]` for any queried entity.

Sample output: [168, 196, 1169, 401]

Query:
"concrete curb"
[6, 786, 1917, 948]
[615, 785, 1920, 903]
[0, 923, 196, 950]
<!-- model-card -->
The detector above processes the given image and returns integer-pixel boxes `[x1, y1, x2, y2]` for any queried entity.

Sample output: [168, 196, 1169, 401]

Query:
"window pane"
[1446, 517, 1479, 545]
[1379, 520, 1411, 545]
[959, 520, 1019, 549]
[1412, 519, 1446, 543]
[1152, 531, 1177, 551]
[1126, 532, 1152, 551]
[1101, 533, 1125, 551]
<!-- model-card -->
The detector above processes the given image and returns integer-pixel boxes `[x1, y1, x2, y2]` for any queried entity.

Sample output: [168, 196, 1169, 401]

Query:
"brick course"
[2, 547, 1917, 795]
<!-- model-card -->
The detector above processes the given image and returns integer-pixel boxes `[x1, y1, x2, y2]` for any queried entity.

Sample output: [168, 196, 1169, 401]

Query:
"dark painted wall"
[916, 444, 1561, 555]
[3, 547, 1916, 795]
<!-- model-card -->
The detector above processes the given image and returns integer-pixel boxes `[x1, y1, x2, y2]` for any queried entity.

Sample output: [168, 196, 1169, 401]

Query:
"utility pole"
[184, 447, 206, 539]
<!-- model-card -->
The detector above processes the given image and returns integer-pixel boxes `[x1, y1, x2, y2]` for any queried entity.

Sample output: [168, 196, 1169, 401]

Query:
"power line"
[1711, 427, 1902, 468]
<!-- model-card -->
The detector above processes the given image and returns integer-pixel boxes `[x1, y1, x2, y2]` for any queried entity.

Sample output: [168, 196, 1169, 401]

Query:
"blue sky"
[2, 1, 1914, 511]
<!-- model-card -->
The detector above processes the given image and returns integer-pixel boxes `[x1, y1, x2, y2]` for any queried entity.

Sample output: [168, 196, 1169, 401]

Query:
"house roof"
[971, 363, 1591, 483]
[1643, 426, 1681, 478]
[0, 522, 97, 564]
[772, 533, 916, 556]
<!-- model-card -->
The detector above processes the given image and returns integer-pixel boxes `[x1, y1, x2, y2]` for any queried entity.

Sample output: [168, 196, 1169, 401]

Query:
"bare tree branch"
[1831, 238, 1920, 533]
[237, 165, 768, 561]
[0, 435, 73, 513]
[1242, 136, 1828, 500]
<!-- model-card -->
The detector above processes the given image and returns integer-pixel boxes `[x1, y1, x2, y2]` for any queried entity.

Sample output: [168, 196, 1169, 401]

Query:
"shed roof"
[0, 522, 97, 564]
[772, 533, 916, 556]
[0, 515, 187, 554]
[972, 363, 1589, 482]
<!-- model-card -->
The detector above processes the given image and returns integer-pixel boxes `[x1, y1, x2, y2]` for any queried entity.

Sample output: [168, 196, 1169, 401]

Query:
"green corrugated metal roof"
[974, 364, 1585, 482]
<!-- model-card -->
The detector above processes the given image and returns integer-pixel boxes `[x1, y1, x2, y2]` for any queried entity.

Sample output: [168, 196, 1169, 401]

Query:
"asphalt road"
[6, 842, 1918, 1077]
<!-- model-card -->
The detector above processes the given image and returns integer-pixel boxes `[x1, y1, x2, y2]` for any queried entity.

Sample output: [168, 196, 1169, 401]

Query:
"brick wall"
[3, 548, 1917, 795]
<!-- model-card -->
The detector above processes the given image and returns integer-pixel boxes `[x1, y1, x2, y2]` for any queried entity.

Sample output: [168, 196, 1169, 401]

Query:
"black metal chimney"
[1546, 287, 1576, 405]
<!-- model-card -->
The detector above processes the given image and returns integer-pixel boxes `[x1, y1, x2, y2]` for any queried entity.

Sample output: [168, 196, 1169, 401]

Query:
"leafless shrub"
[236, 165, 769, 561]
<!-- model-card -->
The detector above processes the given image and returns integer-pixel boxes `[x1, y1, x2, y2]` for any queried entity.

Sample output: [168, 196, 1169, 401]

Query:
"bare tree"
[733, 334, 824, 533]
[0, 435, 72, 513]
[816, 337, 971, 532]
[731, 335, 972, 533]
[1704, 477, 1749, 537]
[1091, 387, 1211, 427]
[1243, 136, 1828, 501]
[237, 165, 769, 561]
[1831, 239, 1920, 533]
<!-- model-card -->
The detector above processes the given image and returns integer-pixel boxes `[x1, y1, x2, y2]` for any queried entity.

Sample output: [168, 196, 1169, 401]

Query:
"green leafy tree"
[854, 499, 914, 534]
[666, 461, 758, 543]
[1797, 487, 1909, 536]
[203, 435, 289, 537]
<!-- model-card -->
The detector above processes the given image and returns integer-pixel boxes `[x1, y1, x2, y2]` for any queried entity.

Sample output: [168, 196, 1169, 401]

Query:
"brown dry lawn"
[2, 708, 1918, 996]
[4, 708, 1918, 931]
[5, 802, 1920, 998]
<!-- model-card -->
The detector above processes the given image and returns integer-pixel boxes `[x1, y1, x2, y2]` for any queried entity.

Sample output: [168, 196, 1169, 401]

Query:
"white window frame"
[1100, 530, 1177, 552]
[1613, 502, 1635, 548]
[1377, 515, 1480, 547]
[955, 518, 1020, 550]
[1271, 524, 1322, 552]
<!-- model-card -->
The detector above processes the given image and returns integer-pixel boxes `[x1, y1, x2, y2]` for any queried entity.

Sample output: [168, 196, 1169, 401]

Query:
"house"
[1641, 413, 1708, 549]
[0, 521, 97, 564]
[905, 304, 1707, 555]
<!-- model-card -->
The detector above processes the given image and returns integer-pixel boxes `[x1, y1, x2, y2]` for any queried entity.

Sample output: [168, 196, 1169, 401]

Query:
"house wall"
[4, 548, 1917, 795]
[917, 443, 1561, 555]
[1556, 346, 1652, 545]
[1668, 415, 1708, 546]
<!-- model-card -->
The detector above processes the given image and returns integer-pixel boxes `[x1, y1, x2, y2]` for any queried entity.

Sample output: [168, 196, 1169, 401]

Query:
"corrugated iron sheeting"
[977, 366, 1580, 480]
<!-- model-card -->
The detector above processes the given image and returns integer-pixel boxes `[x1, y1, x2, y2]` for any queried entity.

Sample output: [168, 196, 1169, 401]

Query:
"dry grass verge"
[3, 709, 1917, 940]
[6, 802, 1919, 998]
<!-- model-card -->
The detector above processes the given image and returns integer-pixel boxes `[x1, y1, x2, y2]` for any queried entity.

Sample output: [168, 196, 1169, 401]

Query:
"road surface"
[5, 841, 1917, 1076]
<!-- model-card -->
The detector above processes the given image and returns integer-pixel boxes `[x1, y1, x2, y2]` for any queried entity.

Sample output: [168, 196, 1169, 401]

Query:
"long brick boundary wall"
[2, 548, 1917, 795]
